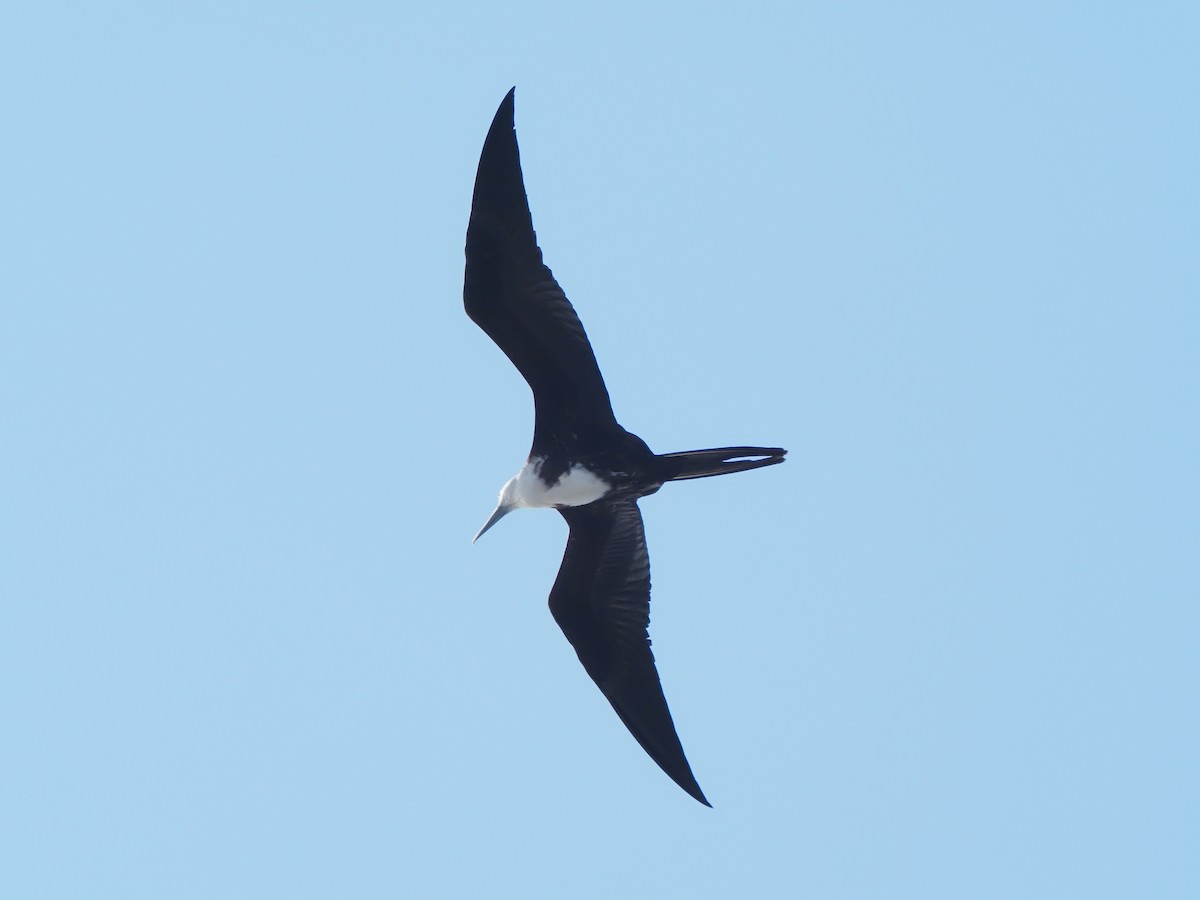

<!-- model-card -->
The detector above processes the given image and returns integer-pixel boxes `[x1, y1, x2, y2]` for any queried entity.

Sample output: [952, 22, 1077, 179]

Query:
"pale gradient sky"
[2, 3, 1197, 898]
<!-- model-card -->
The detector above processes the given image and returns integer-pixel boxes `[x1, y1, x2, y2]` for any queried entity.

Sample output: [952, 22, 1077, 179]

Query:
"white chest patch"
[512, 459, 610, 509]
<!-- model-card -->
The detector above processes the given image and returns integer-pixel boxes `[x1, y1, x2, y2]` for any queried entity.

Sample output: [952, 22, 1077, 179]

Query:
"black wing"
[464, 89, 619, 447]
[550, 499, 710, 806]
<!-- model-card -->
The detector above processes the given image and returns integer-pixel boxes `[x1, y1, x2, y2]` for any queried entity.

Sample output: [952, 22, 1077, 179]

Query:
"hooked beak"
[472, 503, 513, 543]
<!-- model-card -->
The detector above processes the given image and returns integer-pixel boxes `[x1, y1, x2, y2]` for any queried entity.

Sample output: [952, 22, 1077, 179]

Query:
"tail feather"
[657, 446, 787, 482]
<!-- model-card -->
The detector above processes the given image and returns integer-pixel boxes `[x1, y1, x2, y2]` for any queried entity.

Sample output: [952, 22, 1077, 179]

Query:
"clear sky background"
[3, 3, 1196, 898]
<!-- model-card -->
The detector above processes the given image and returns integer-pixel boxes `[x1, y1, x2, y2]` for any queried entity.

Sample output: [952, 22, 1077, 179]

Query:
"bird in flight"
[464, 88, 786, 806]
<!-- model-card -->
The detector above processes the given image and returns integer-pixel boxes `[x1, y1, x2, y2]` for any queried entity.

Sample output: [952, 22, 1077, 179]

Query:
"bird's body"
[465, 88, 785, 807]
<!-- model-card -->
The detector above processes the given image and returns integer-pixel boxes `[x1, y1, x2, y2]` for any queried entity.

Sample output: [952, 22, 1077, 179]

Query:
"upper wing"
[464, 89, 618, 445]
[549, 499, 710, 806]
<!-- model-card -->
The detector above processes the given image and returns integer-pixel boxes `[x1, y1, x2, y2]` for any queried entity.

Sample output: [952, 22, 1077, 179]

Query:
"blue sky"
[3, 2, 1197, 897]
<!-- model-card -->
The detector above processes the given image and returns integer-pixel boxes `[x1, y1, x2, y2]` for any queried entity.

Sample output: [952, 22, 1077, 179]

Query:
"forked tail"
[657, 446, 787, 481]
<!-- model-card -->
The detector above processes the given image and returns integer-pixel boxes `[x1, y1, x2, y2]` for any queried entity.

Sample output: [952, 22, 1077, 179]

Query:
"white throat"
[508, 457, 610, 509]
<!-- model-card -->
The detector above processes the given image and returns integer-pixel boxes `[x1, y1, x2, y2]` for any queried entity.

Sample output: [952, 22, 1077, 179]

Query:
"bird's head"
[472, 474, 522, 543]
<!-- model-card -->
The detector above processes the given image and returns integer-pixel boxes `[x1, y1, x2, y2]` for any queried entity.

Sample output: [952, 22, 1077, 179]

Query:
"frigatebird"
[465, 88, 786, 807]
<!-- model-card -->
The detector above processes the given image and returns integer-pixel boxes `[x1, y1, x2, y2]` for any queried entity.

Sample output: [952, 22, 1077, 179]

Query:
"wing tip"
[672, 763, 712, 807]
[497, 86, 516, 124]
